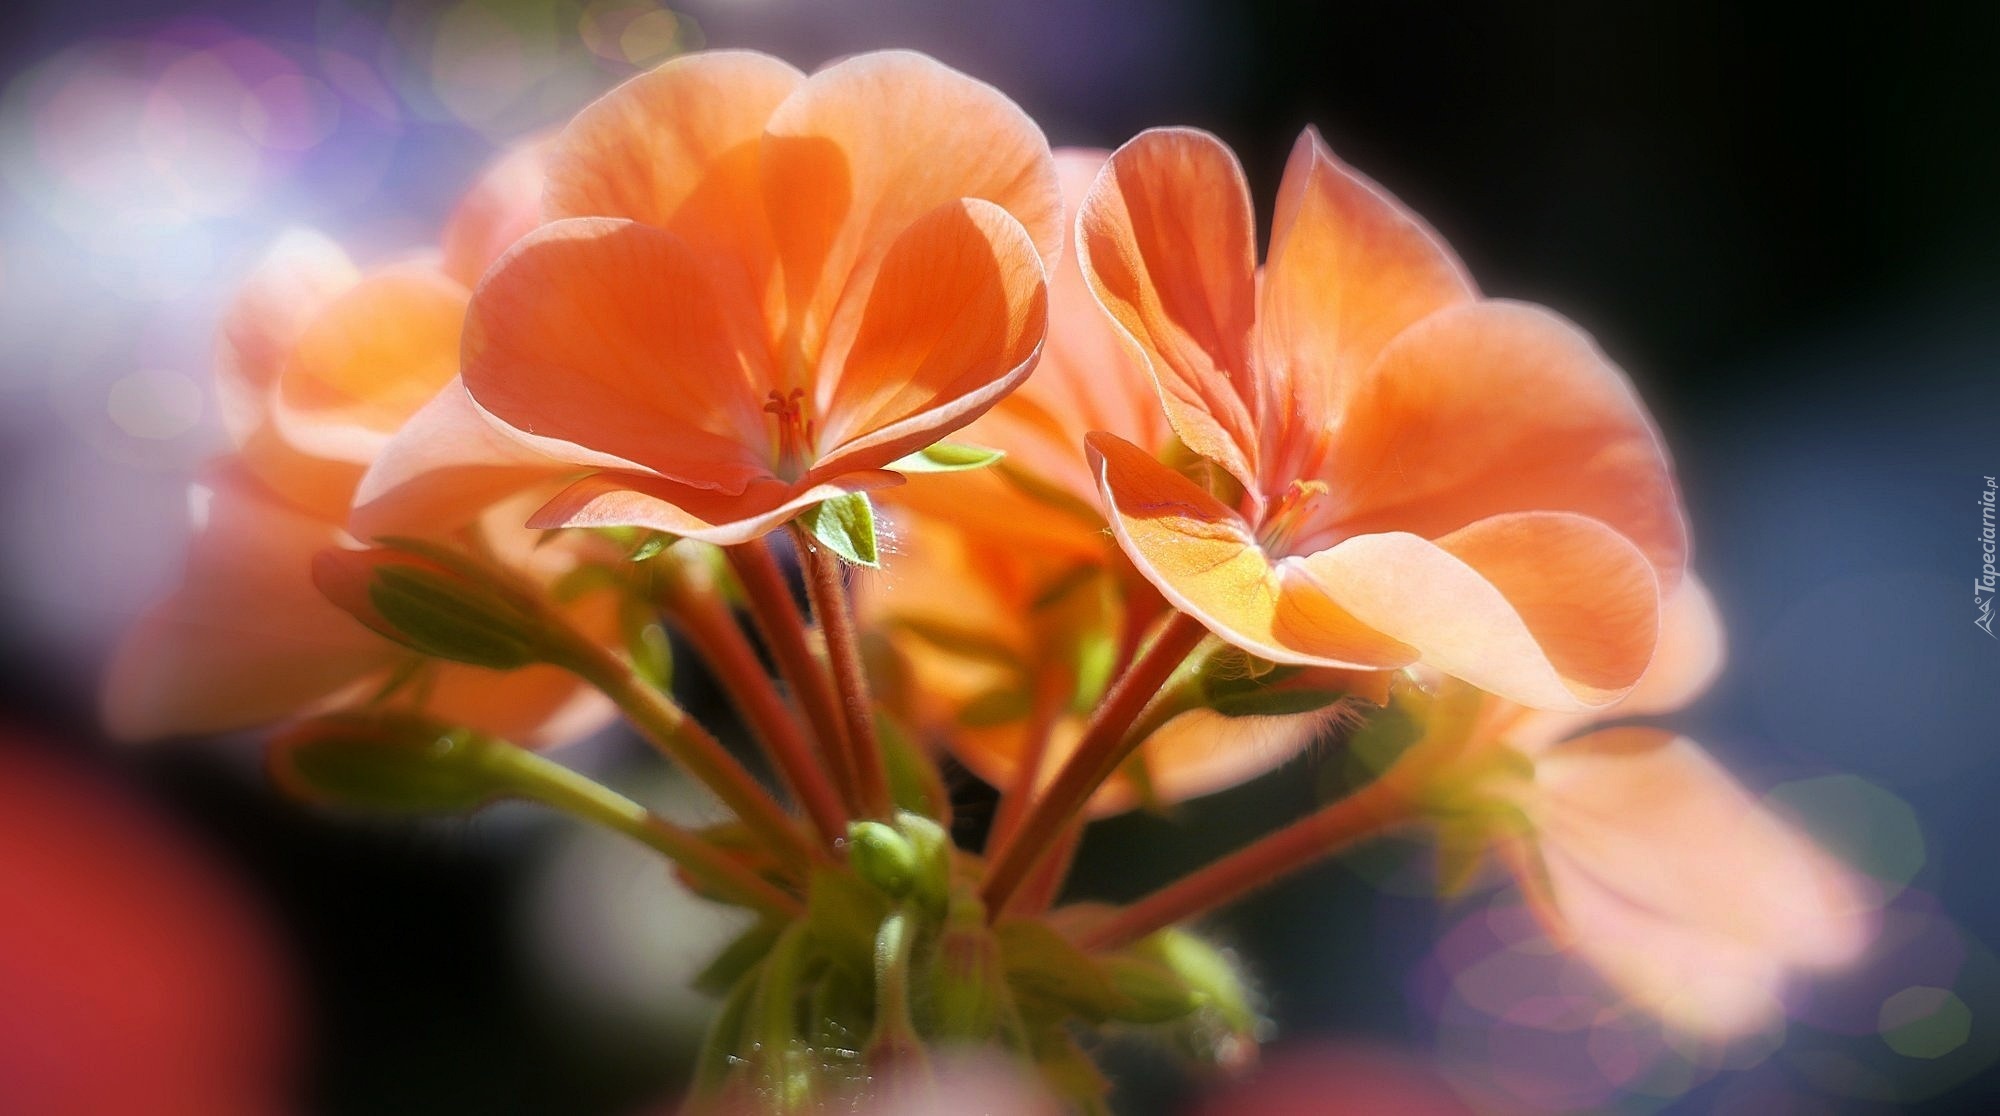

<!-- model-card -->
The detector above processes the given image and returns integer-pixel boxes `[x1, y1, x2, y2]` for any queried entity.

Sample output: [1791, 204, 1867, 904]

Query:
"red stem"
[985, 667, 1070, 856]
[791, 526, 892, 820]
[726, 541, 862, 813]
[1076, 765, 1420, 952]
[980, 612, 1208, 916]
[657, 574, 848, 846]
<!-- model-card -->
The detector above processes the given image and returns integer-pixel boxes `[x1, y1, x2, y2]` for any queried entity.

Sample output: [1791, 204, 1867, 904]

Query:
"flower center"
[1259, 478, 1331, 555]
[763, 388, 815, 483]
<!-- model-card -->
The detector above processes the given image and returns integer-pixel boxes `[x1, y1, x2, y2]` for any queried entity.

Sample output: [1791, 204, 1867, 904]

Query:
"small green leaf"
[694, 919, 785, 997]
[798, 492, 879, 567]
[889, 442, 1005, 473]
[627, 533, 673, 562]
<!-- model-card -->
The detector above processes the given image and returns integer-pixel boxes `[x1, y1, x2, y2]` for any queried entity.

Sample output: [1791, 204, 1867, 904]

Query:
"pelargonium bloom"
[355, 49, 1060, 546]
[105, 146, 617, 746]
[873, 150, 1380, 814]
[1078, 128, 1686, 711]
[1421, 581, 1876, 1037]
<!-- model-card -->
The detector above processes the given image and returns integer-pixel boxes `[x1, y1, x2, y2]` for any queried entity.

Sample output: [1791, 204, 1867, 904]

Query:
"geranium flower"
[105, 145, 617, 746]
[353, 49, 1059, 546]
[1077, 128, 1686, 711]
[873, 151, 1380, 814]
[1421, 581, 1876, 1037]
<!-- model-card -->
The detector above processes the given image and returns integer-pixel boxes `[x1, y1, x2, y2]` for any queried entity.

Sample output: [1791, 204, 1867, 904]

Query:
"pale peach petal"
[421, 660, 614, 748]
[1257, 128, 1474, 486]
[885, 465, 1108, 565]
[1091, 432, 1413, 668]
[1316, 300, 1685, 588]
[1505, 576, 1728, 754]
[213, 230, 359, 446]
[440, 136, 553, 288]
[545, 50, 802, 330]
[350, 380, 581, 540]
[966, 148, 1172, 511]
[529, 468, 903, 547]
[244, 263, 470, 519]
[1076, 128, 1260, 490]
[461, 217, 777, 492]
[1532, 730, 1876, 975]
[1290, 512, 1659, 710]
[761, 50, 1061, 365]
[102, 465, 391, 741]
[1537, 845, 1790, 1038]
[810, 198, 1048, 471]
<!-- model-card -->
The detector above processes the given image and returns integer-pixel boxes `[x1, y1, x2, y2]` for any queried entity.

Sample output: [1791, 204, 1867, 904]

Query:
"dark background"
[0, 2, 1995, 1113]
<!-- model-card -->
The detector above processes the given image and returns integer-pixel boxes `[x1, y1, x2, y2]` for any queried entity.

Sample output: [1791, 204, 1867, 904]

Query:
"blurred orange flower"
[357, 49, 1059, 546]
[106, 144, 617, 746]
[1077, 128, 1686, 711]
[1419, 580, 1876, 1037]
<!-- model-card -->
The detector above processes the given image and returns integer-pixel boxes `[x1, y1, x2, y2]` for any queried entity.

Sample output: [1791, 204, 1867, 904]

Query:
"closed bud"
[848, 821, 920, 899]
[1099, 955, 1204, 1024]
[931, 893, 1012, 1042]
[269, 712, 516, 814]
[313, 546, 546, 670]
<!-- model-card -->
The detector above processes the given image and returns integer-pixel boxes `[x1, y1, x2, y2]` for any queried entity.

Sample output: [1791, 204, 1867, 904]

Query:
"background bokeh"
[1, 1, 1995, 1113]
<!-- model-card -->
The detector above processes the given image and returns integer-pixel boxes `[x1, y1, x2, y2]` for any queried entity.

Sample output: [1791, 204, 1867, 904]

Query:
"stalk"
[727, 541, 863, 810]
[791, 524, 893, 819]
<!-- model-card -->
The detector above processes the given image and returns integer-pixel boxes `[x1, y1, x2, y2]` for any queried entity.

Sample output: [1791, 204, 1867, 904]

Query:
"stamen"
[763, 388, 814, 482]
[1260, 478, 1331, 555]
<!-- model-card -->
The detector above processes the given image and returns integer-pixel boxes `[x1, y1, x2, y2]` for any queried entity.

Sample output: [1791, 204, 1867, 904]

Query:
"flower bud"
[313, 546, 546, 670]
[930, 894, 1013, 1042]
[848, 821, 920, 899]
[269, 712, 514, 814]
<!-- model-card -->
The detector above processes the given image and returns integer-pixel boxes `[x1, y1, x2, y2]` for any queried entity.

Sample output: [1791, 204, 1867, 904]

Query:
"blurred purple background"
[0, 2, 1995, 1113]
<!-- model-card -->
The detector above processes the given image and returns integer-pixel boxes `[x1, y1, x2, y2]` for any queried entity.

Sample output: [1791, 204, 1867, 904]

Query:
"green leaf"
[889, 442, 1005, 473]
[798, 492, 879, 567]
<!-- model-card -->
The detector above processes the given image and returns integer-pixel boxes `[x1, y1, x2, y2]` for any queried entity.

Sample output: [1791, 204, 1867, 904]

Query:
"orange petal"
[546, 50, 802, 329]
[967, 148, 1174, 512]
[1319, 300, 1686, 589]
[440, 135, 554, 288]
[238, 263, 469, 519]
[416, 661, 617, 749]
[102, 465, 390, 741]
[529, 468, 904, 547]
[1076, 128, 1261, 491]
[213, 230, 358, 447]
[1291, 512, 1659, 710]
[461, 217, 777, 493]
[810, 199, 1048, 472]
[761, 50, 1061, 363]
[1257, 128, 1474, 485]
[1530, 729, 1876, 1027]
[349, 379, 581, 540]
[1090, 432, 1413, 668]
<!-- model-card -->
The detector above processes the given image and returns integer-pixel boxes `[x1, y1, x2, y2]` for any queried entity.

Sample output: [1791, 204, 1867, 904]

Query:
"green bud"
[1133, 928, 1258, 1037]
[268, 713, 515, 814]
[314, 547, 545, 669]
[1099, 955, 1204, 1024]
[930, 896, 1011, 1042]
[848, 821, 920, 899]
[893, 810, 952, 916]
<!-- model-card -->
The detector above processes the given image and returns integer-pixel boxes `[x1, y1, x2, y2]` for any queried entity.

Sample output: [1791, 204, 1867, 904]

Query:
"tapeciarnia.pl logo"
[1979, 476, 1998, 638]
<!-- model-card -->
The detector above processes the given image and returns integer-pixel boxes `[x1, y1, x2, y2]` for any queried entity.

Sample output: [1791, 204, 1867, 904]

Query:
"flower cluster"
[109, 48, 1875, 1113]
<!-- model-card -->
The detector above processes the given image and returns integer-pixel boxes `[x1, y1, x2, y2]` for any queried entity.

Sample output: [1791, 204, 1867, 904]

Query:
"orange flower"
[871, 152, 1383, 814]
[1077, 128, 1686, 711]
[355, 50, 1059, 546]
[106, 144, 617, 746]
[1418, 581, 1875, 1037]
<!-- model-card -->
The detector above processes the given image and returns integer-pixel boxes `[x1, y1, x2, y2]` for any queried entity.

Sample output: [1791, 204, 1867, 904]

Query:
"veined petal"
[1508, 575, 1727, 753]
[546, 50, 801, 330]
[1090, 432, 1413, 668]
[1291, 512, 1659, 710]
[1533, 729, 1875, 986]
[1320, 300, 1686, 588]
[214, 230, 358, 447]
[102, 465, 391, 741]
[440, 135, 554, 288]
[350, 380, 582, 540]
[761, 50, 1061, 363]
[1076, 128, 1261, 492]
[461, 217, 777, 493]
[811, 198, 1048, 471]
[967, 148, 1173, 512]
[529, 468, 904, 547]
[1258, 128, 1474, 486]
